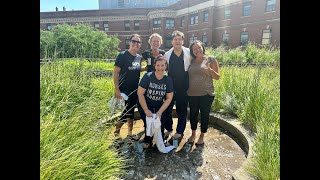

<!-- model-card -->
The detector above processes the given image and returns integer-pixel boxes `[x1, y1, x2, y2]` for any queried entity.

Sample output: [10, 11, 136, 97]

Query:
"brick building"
[40, 0, 280, 52]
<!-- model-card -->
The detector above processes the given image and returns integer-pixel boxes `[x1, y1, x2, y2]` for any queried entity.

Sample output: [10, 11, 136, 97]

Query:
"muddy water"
[113, 119, 247, 180]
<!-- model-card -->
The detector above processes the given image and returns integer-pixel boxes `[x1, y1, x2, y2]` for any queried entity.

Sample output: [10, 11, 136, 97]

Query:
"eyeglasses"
[131, 40, 142, 44]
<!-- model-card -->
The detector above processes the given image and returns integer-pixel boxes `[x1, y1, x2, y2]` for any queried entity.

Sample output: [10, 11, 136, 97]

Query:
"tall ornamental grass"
[40, 60, 125, 180]
[213, 66, 280, 180]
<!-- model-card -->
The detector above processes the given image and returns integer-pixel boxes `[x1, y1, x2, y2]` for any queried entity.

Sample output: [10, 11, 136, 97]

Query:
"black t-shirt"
[142, 49, 166, 72]
[114, 50, 142, 95]
[139, 71, 174, 109]
[168, 51, 189, 93]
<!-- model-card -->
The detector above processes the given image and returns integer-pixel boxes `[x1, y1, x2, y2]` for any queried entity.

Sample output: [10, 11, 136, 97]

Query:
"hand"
[114, 89, 122, 99]
[202, 66, 212, 76]
[155, 112, 162, 120]
[145, 109, 153, 117]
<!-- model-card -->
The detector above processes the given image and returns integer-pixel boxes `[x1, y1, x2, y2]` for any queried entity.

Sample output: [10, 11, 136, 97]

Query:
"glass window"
[202, 35, 208, 46]
[265, 0, 276, 12]
[222, 33, 229, 46]
[262, 29, 272, 45]
[47, 23, 52, 31]
[125, 38, 130, 49]
[224, 6, 231, 19]
[124, 20, 130, 31]
[134, 20, 140, 30]
[135, 0, 144, 4]
[180, 16, 184, 27]
[189, 36, 197, 46]
[153, 18, 161, 28]
[203, 10, 209, 22]
[242, 0, 252, 16]
[240, 31, 249, 46]
[190, 14, 198, 25]
[165, 36, 172, 49]
[103, 21, 109, 31]
[165, 18, 174, 28]
[94, 22, 100, 28]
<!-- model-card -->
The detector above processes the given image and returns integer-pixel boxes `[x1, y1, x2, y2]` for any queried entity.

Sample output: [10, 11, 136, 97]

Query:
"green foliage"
[40, 23, 120, 59]
[206, 42, 280, 64]
[40, 60, 125, 179]
[213, 66, 280, 179]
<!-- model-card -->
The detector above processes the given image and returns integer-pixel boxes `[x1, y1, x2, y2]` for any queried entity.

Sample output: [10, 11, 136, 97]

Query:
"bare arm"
[208, 57, 220, 80]
[141, 58, 147, 72]
[156, 92, 173, 119]
[137, 86, 153, 117]
[113, 66, 122, 99]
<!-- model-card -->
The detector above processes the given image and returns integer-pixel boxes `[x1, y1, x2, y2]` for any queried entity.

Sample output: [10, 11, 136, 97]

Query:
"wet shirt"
[139, 72, 173, 109]
[114, 50, 142, 95]
[187, 56, 215, 96]
[142, 49, 165, 72]
[168, 51, 189, 93]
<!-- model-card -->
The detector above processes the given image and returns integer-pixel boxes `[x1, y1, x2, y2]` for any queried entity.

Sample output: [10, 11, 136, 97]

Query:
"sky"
[40, 0, 99, 12]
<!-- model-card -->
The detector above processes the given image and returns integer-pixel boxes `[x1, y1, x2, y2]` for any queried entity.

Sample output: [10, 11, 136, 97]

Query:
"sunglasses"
[131, 40, 142, 44]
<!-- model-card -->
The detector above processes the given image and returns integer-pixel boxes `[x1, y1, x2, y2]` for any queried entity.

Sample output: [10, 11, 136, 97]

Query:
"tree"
[40, 23, 120, 59]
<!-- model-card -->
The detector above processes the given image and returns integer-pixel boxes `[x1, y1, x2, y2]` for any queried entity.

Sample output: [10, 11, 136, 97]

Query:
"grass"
[40, 60, 126, 180]
[213, 65, 280, 179]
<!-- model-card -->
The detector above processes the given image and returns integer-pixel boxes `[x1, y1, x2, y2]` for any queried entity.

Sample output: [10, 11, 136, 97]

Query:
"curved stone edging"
[209, 112, 255, 180]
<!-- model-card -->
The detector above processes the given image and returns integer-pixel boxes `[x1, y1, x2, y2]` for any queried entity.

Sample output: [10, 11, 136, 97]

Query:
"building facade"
[99, 0, 179, 9]
[40, 0, 280, 52]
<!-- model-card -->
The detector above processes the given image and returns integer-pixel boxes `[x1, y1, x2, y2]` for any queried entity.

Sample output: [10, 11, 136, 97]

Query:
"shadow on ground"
[112, 118, 247, 180]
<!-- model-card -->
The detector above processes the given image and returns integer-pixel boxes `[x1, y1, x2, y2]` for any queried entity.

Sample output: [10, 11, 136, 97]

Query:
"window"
[222, 33, 229, 46]
[190, 14, 198, 25]
[94, 22, 100, 28]
[125, 38, 130, 49]
[124, 20, 130, 31]
[165, 36, 172, 49]
[134, 20, 140, 30]
[242, 0, 252, 16]
[262, 29, 272, 45]
[240, 31, 249, 46]
[118, 0, 129, 8]
[153, 18, 161, 28]
[202, 35, 208, 46]
[135, 0, 144, 4]
[203, 10, 209, 22]
[180, 16, 184, 27]
[47, 23, 52, 30]
[265, 0, 276, 12]
[224, 6, 231, 19]
[103, 21, 109, 31]
[189, 35, 197, 46]
[165, 18, 174, 28]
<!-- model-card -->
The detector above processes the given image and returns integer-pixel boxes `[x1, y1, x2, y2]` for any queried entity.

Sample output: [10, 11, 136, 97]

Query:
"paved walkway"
[112, 118, 247, 180]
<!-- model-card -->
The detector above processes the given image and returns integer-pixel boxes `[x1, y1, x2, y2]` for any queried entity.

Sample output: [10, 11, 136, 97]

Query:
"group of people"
[112, 30, 220, 150]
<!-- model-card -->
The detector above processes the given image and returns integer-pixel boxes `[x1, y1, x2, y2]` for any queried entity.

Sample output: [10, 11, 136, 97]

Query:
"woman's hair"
[148, 33, 163, 44]
[189, 40, 206, 58]
[154, 54, 166, 66]
[171, 30, 184, 39]
[129, 34, 140, 40]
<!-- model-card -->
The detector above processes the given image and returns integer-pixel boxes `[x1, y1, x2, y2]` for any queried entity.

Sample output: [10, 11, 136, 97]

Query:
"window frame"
[224, 6, 231, 19]
[222, 33, 229, 46]
[124, 20, 130, 31]
[261, 29, 272, 45]
[242, 0, 252, 17]
[240, 31, 249, 46]
[265, 0, 276, 12]
[203, 10, 209, 22]
[165, 18, 174, 28]
[153, 18, 161, 28]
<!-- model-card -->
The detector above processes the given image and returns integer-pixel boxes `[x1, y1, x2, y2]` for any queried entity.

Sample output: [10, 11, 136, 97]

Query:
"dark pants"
[119, 92, 137, 122]
[164, 91, 188, 135]
[137, 102, 165, 144]
[189, 95, 215, 133]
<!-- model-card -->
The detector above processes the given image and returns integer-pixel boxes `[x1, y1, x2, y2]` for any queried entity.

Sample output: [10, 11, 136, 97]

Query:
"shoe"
[127, 134, 140, 141]
[164, 131, 172, 139]
[187, 137, 195, 144]
[195, 141, 205, 146]
[173, 133, 184, 141]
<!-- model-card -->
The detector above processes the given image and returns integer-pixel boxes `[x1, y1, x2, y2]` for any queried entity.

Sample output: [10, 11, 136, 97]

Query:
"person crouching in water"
[137, 54, 174, 149]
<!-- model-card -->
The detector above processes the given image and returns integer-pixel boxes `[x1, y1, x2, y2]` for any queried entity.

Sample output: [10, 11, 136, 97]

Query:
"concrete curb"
[209, 112, 255, 180]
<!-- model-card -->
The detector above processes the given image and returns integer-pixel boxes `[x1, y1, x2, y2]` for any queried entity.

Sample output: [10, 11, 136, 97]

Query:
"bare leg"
[188, 130, 196, 142]
[196, 132, 205, 144]
[114, 121, 124, 137]
[127, 119, 133, 136]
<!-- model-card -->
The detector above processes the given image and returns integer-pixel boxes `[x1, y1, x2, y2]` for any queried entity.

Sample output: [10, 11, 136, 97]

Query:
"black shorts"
[119, 92, 138, 122]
